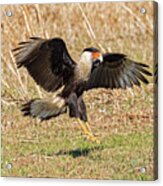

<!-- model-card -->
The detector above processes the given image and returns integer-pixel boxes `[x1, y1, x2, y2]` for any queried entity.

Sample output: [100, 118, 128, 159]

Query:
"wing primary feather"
[133, 70, 149, 84]
[134, 62, 149, 68]
[13, 37, 76, 92]
[12, 47, 25, 52]
[18, 41, 31, 45]
[127, 71, 141, 86]
[134, 63, 152, 76]
[29, 37, 42, 40]
[123, 74, 132, 88]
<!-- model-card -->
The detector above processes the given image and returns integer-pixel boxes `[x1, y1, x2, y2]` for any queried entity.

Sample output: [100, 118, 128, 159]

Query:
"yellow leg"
[77, 118, 90, 135]
[85, 122, 93, 134]
[77, 118, 100, 144]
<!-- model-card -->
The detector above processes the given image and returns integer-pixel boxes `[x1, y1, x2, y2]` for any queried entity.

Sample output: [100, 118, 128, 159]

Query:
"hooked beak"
[93, 59, 101, 68]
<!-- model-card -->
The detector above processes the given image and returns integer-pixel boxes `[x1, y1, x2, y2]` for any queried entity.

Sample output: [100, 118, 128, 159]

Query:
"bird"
[13, 37, 152, 143]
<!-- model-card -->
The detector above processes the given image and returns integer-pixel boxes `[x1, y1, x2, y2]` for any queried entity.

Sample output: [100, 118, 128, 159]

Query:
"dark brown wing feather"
[13, 37, 76, 92]
[86, 53, 152, 90]
[154, 63, 158, 84]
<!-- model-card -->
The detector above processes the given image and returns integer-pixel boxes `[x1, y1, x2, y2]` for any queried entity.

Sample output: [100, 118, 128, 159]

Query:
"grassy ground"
[1, 1, 156, 180]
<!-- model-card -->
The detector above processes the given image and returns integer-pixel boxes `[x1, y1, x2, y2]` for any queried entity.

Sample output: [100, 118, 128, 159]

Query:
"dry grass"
[1, 1, 156, 180]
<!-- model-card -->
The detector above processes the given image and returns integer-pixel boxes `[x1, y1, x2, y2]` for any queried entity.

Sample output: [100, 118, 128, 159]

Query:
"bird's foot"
[86, 133, 100, 144]
[77, 119, 100, 144]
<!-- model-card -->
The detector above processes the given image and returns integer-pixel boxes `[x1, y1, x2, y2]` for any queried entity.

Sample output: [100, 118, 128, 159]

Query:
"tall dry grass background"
[1, 1, 156, 180]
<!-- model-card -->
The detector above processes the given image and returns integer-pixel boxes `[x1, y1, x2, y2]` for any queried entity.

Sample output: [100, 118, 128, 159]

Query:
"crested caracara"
[13, 37, 152, 143]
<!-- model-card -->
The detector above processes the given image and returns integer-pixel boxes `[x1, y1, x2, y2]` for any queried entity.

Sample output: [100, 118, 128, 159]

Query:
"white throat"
[80, 51, 93, 65]
[75, 51, 93, 81]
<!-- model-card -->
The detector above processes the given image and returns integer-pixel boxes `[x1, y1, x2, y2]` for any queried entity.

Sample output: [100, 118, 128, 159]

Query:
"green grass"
[2, 121, 153, 180]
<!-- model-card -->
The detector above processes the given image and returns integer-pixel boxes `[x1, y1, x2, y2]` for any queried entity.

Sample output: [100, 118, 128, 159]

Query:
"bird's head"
[82, 47, 103, 67]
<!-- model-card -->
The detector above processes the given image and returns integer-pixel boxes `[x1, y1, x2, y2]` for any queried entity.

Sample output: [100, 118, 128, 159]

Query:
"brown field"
[1, 1, 157, 180]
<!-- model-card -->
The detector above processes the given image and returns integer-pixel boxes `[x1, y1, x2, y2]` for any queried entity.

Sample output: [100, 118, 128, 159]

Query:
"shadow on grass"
[55, 146, 102, 158]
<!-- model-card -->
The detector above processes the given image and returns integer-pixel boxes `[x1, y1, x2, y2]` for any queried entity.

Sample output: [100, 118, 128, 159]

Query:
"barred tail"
[21, 96, 67, 120]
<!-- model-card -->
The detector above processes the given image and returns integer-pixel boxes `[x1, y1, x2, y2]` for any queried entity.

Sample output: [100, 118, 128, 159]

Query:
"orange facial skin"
[92, 52, 101, 60]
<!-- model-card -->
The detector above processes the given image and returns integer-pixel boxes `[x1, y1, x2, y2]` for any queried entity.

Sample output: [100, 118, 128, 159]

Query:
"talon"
[77, 118, 100, 144]
[87, 134, 101, 144]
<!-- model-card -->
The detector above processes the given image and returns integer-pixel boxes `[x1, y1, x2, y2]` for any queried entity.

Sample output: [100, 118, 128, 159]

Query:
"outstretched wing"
[86, 53, 152, 90]
[13, 37, 76, 92]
